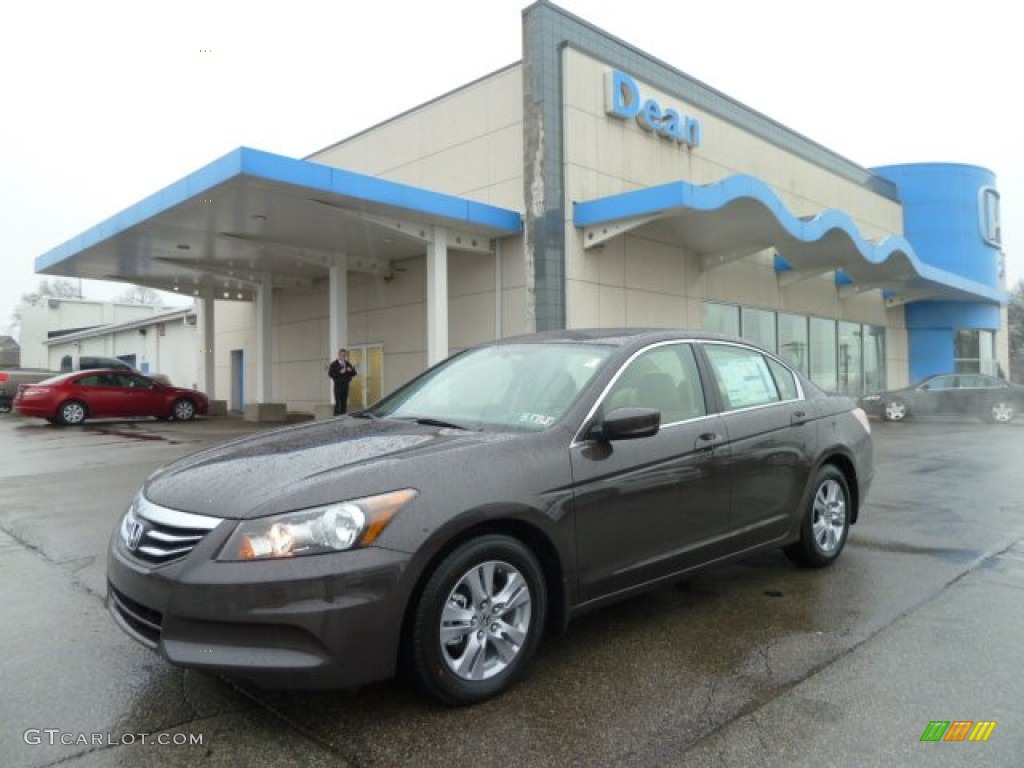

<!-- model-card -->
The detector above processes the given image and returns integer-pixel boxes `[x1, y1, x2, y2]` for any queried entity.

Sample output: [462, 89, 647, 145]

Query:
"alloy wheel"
[989, 402, 1015, 424]
[812, 478, 847, 554]
[439, 559, 533, 681]
[883, 400, 907, 421]
[173, 399, 196, 421]
[60, 401, 86, 425]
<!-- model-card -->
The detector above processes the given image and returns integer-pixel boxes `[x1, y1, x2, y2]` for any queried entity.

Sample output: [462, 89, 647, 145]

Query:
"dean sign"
[605, 69, 702, 149]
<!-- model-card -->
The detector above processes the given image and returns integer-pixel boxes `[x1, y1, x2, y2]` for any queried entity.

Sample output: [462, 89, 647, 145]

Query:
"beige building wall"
[210, 234, 529, 413]
[210, 300, 254, 410]
[561, 49, 908, 385]
[309, 66, 524, 210]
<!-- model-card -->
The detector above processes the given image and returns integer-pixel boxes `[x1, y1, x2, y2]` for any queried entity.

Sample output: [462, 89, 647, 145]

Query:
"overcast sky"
[2, 0, 1020, 337]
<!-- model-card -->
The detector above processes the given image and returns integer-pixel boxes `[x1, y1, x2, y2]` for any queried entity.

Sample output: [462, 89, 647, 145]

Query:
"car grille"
[108, 582, 163, 648]
[121, 495, 223, 565]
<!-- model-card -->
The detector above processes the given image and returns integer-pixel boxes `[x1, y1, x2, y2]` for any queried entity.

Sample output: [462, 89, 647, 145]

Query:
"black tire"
[56, 400, 87, 426]
[409, 534, 546, 706]
[784, 465, 852, 568]
[882, 398, 908, 422]
[171, 398, 196, 421]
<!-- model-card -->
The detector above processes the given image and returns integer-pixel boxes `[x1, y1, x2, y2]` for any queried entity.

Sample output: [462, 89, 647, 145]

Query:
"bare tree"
[1009, 279, 1024, 383]
[116, 284, 163, 305]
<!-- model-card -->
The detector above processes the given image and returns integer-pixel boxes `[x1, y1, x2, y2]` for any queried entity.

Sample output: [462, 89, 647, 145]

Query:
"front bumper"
[106, 523, 414, 689]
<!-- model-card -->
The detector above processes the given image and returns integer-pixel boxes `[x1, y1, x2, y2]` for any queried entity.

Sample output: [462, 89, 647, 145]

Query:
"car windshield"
[366, 342, 614, 431]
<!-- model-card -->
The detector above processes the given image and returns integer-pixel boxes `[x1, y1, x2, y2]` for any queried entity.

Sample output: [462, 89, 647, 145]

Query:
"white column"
[329, 261, 349, 355]
[255, 272, 273, 402]
[494, 240, 503, 339]
[199, 292, 215, 395]
[328, 261, 349, 406]
[426, 227, 449, 366]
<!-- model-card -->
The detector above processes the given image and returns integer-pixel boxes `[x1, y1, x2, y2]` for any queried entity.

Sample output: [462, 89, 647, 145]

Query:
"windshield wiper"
[351, 410, 378, 419]
[395, 416, 471, 430]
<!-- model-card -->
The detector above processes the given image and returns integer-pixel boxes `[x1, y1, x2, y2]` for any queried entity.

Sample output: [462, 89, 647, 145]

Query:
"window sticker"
[518, 413, 556, 427]
[714, 356, 778, 408]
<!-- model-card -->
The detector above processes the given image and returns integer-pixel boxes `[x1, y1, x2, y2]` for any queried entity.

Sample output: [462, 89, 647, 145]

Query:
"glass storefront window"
[810, 318, 838, 393]
[955, 329, 996, 375]
[741, 307, 776, 351]
[703, 303, 739, 336]
[777, 313, 809, 374]
[863, 325, 885, 393]
[837, 321, 863, 396]
[703, 303, 883, 396]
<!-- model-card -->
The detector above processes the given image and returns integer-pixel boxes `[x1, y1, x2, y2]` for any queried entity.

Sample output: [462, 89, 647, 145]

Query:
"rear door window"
[704, 344, 781, 410]
[766, 357, 799, 401]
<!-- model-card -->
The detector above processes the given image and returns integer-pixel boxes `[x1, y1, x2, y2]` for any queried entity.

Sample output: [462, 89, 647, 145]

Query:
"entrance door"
[346, 345, 383, 410]
[230, 349, 245, 412]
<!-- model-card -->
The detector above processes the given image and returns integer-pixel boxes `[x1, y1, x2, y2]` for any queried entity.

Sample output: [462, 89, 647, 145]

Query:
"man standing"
[328, 348, 357, 415]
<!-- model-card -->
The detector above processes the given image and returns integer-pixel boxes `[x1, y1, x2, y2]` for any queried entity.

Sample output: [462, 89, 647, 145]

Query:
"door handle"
[791, 410, 807, 425]
[695, 432, 721, 452]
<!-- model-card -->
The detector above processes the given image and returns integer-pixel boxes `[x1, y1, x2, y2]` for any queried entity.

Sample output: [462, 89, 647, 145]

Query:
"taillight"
[0, 372, 8, 383]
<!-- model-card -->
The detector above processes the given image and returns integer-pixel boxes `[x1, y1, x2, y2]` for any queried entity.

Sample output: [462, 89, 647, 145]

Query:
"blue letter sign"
[605, 70, 702, 149]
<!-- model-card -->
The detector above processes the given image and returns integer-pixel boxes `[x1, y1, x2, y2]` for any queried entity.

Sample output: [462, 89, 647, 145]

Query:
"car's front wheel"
[987, 401, 1015, 424]
[409, 534, 546, 706]
[57, 400, 87, 426]
[882, 399, 908, 422]
[172, 398, 196, 421]
[784, 465, 851, 568]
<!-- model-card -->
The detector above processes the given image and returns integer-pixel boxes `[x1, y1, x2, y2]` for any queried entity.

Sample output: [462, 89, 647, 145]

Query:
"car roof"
[484, 327, 762, 348]
[40, 368, 144, 384]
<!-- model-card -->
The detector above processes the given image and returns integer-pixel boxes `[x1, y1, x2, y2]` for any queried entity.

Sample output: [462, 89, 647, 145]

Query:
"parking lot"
[2, 412, 1023, 767]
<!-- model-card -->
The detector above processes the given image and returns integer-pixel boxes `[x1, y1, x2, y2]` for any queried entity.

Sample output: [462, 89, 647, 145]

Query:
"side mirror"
[590, 407, 660, 442]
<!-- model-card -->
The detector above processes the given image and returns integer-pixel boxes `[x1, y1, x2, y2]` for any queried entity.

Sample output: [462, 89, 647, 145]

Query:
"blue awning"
[574, 174, 1004, 306]
[36, 147, 522, 300]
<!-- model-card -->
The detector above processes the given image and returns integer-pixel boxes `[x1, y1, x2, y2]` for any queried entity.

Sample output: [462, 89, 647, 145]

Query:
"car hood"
[143, 416, 514, 519]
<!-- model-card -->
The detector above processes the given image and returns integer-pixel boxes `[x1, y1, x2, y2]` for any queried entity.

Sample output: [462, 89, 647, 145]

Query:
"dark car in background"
[858, 372, 1023, 424]
[107, 329, 873, 705]
[14, 369, 208, 425]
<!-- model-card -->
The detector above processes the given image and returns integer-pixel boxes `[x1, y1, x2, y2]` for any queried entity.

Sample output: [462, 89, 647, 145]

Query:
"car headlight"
[860, 394, 881, 402]
[219, 488, 418, 561]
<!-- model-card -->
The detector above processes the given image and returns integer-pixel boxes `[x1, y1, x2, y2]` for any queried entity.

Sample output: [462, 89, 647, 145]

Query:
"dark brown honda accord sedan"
[107, 329, 873, 705]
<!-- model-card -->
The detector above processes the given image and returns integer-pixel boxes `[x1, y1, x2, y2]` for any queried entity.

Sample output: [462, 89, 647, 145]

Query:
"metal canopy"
[574, 174, 1004, 306]
[35, 147, 523, 302]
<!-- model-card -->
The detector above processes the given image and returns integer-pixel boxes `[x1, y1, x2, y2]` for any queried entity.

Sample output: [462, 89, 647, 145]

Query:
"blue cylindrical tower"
[871, 163, 1003, 381]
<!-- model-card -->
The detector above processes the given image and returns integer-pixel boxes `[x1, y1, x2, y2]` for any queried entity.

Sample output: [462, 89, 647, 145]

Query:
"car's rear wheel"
[784, 465, 851, 568]
[57, 400, 87, 426]
[882, 399, 908, 422]
[409, 534, 546, 706]
[172, 398, 196, 421]
[987, 401, 1015, 424]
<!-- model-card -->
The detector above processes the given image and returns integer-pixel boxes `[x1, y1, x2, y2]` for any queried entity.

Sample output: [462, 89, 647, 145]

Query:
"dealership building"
[35, 1, 1007, 419]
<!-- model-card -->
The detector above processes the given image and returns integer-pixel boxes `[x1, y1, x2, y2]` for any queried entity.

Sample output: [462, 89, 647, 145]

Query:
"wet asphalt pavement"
[1, 412, 1023, 767]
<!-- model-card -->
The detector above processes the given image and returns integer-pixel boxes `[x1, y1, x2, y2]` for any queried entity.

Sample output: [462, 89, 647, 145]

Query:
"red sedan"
[14, 369, 209, 425]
